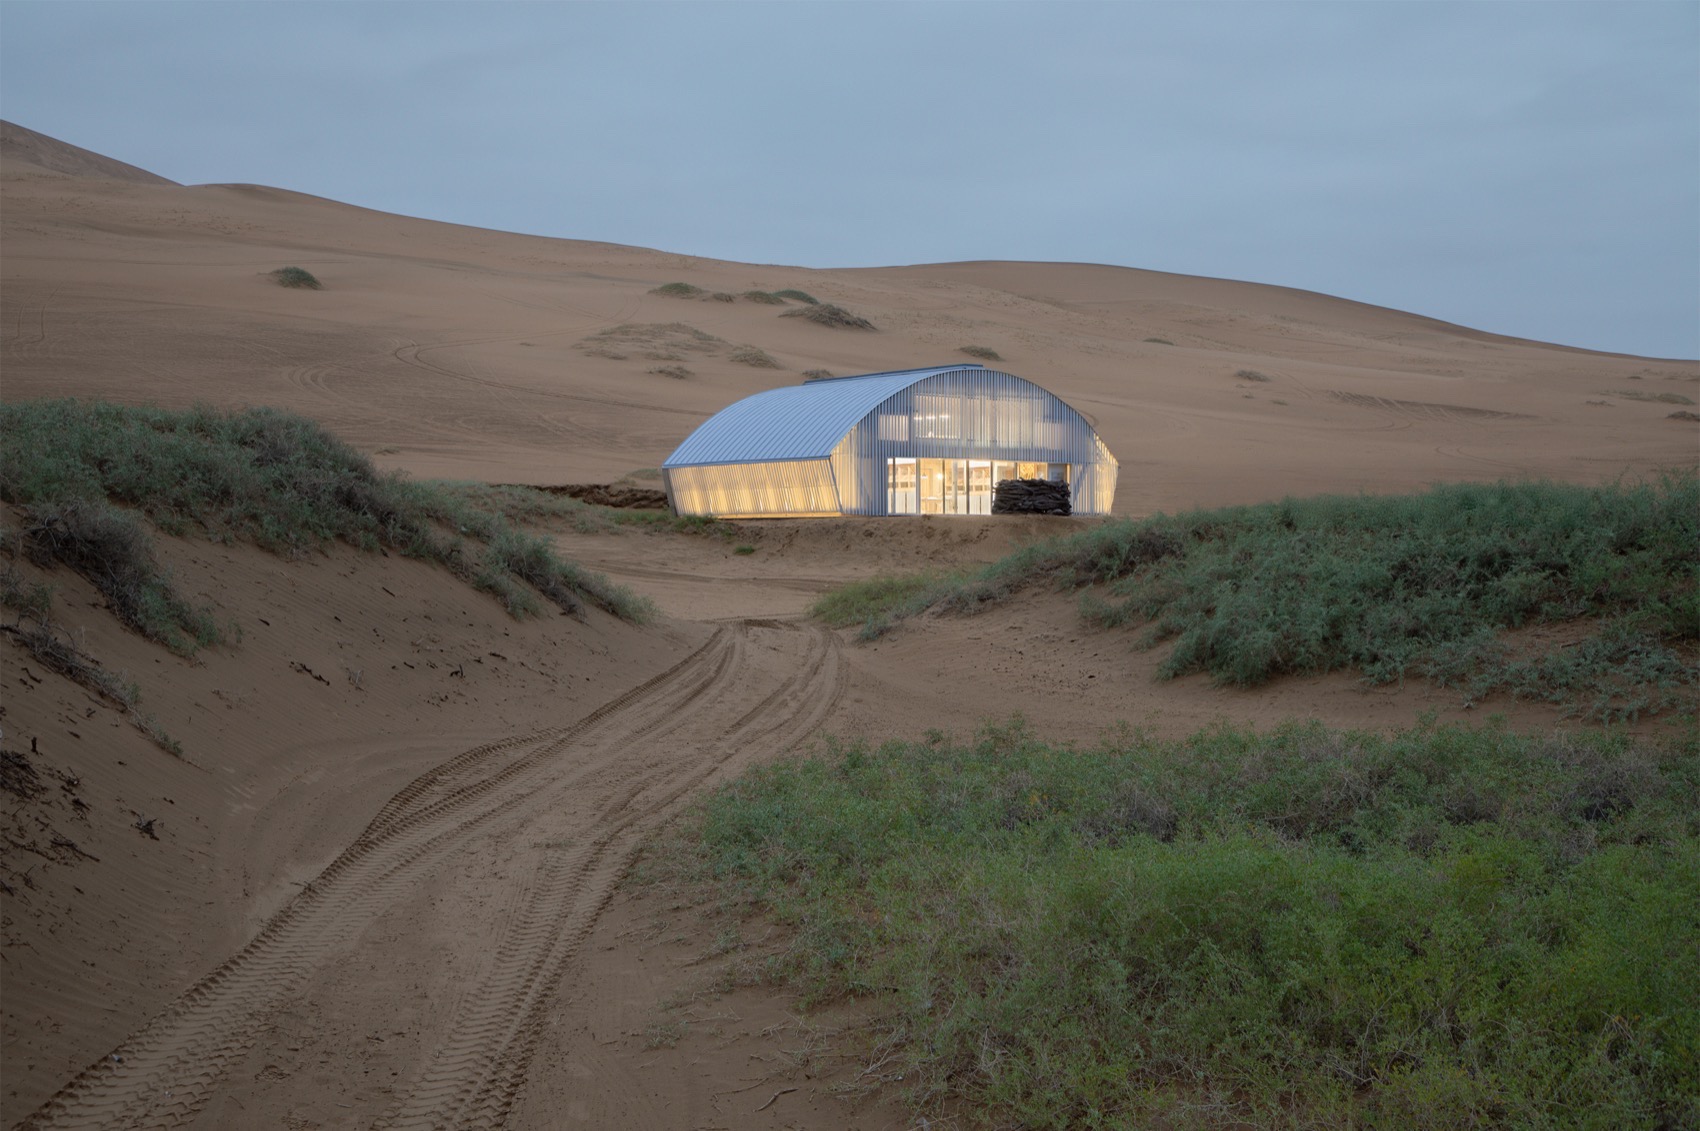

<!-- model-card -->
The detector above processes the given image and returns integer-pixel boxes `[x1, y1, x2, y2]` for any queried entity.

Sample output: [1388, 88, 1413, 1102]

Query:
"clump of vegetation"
[1143, 336, 1174, 345]
[1670, 410, 1700, 422]
[1236, 368, 1272, 382]
[269, 266, 322, 290]
[438, 481, 726, 538]
[959, 345, 1002, 361]
[772, 289, 818, 305]
[800, 369, 834, 381]
[0, 401, 654, 626]
[1610, 389, 1696, 406]
[18, 499, 222, 654]
[733, 544, 755, 556]
[650, 718, 1700, 1130]
[729, 345, 780, 368]
[741, 290, 787, 305]
[812, 476, 1698, 720]
[708, 292, 736, 303]
[650, 282, 703, 298]
[1, 562, 182, 754]
[579, 322, 725, 359]
[781, 304, 876, 330]
[648, 365, 692, 380]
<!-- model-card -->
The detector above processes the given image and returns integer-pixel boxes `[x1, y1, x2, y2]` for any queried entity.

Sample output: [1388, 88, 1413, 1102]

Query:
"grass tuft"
[741, 290, 787, 305]
[959, 345, 1002, 361]
[1610, 389, 1696, 406]
[652, 718, 1700, 1129]
[650, 282, 703, 298]
[772, 289, 819, 305]
[1236, 368, 1272, 382]
[729, 345, 780, 368]
[269, 266, 322, 290]
[781, 304, 874, 330]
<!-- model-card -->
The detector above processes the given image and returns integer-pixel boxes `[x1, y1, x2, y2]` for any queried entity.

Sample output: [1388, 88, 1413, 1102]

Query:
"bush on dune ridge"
[813, 476, 1698, 721]
[650, 717, 1700, 1129]
[0, 400, 654, 632]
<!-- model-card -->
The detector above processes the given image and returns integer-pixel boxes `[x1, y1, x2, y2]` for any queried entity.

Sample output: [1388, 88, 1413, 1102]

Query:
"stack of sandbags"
[992, 478, 1072, 516]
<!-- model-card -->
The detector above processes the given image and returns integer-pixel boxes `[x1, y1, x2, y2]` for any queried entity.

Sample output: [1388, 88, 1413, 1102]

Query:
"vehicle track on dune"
[19, 620, 843, 1131]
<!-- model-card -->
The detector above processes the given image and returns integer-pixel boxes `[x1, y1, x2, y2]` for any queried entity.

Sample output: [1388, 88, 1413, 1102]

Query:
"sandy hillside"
[2, 123, 1695, 1130]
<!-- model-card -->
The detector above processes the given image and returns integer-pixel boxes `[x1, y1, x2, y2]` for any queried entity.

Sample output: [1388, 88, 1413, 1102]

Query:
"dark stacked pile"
[992, 478, 1072, 515]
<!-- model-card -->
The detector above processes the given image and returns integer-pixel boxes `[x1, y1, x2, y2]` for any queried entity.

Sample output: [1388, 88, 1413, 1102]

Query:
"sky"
[2, 1, 1696, 359]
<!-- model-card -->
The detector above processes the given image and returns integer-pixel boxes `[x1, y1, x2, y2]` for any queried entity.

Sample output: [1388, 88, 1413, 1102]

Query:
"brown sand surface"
[3, 125, 1695, 1130]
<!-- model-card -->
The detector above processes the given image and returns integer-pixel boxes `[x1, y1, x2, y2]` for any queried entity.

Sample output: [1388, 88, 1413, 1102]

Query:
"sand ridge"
[2, 124, 1696, 1129]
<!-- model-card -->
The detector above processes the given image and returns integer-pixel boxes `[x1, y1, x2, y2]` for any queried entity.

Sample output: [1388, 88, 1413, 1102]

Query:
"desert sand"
[2, 121, 1695, 1129]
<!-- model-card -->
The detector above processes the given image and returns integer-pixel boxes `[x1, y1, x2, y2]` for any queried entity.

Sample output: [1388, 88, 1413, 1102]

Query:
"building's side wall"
[664, 458, 840, 518]
[833, 370, 1119, 515]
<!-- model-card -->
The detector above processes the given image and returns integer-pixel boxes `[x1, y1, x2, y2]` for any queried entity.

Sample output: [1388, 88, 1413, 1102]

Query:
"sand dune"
[2, 123, 1694, 1129]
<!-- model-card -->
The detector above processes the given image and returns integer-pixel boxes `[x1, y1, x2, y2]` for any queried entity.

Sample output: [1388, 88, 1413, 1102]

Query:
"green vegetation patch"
[1610, 389, 1697, 406]
[269, 266, 322, 290]
[742, 290, 787, 305]
[772, 288, 819, 305]
[0, 401, 653, 627]
[649, 718, 1700, 1129]
[812, 477, 1698, 721]
[650, 281, 703, 298]
[781, 303, 876, 330]
[729, 345, 780, 368]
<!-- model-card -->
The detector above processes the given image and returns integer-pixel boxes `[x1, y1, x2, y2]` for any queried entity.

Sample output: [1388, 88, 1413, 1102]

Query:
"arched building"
[661, 365, 1117, 518]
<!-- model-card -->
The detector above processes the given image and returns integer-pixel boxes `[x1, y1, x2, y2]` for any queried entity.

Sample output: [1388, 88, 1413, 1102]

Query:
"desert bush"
[741, 290, 787, 305]
[19, 499, 221, 654]
[648, 365, 692, 379]
[0, 400, 653, 624]
[729, 345, 780, 368]
[772, 289, 819, 305]
[650, 282, 703, 298]
[1143, 336, 1174, 345]
[800, 369, 834, 381]
[708, 292, 736, 303]
[959, 345, 1002, 361]
[270, 266, 322, 290]
[1236, 368, 1272, 382]
[811, 475, 1700, 720]
[650, 718, 1700, 1129]
[781, 304, 875, 330]
[1611, 389, 1696, 405]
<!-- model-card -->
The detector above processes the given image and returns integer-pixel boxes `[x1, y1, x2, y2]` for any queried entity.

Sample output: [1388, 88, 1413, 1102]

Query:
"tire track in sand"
[20, 621, 838, 1130]
[379, 620, 843, 1129]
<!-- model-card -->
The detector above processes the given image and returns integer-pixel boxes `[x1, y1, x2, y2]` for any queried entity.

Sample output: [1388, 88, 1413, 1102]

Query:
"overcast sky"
[3, 1, 1696, 358]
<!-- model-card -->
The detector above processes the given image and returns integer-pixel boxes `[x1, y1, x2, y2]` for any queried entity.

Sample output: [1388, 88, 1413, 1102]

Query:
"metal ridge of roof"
[663, 365, 1001, 468]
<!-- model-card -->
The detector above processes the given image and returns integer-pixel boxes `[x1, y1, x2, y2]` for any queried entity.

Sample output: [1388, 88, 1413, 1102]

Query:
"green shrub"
[781, 304, 876, 330]
[269, 266, 322, 290]
[0, 401, 654, 625]
[653, 719, 1700, 1129]
[650, 282, 703, 298]
[729, 345, 780, 368]
[742, 290, 787, 305]
[772, 289, 819, 305]
[1611, 389, 1696, 405]
[812, 476, 1700, 720]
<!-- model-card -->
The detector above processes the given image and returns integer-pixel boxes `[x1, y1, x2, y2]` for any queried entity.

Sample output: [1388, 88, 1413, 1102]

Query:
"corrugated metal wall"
[666, 368, 1118, 517]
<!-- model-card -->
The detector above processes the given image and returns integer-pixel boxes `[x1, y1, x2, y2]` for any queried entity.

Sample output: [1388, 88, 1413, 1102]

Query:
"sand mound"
[1, 120, 179, 185]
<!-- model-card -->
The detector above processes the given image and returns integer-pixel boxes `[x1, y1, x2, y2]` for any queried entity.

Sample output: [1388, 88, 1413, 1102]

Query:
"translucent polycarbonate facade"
[662, 366, 1117, 518]
[664, 459, 839, 518]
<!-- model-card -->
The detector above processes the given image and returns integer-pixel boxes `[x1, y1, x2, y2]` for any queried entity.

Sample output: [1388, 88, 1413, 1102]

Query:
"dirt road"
[20, 620, 842, 1130]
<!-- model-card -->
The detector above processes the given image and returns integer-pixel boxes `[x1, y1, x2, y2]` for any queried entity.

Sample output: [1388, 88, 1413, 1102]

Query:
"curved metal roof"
[663, 365, 979, 467]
